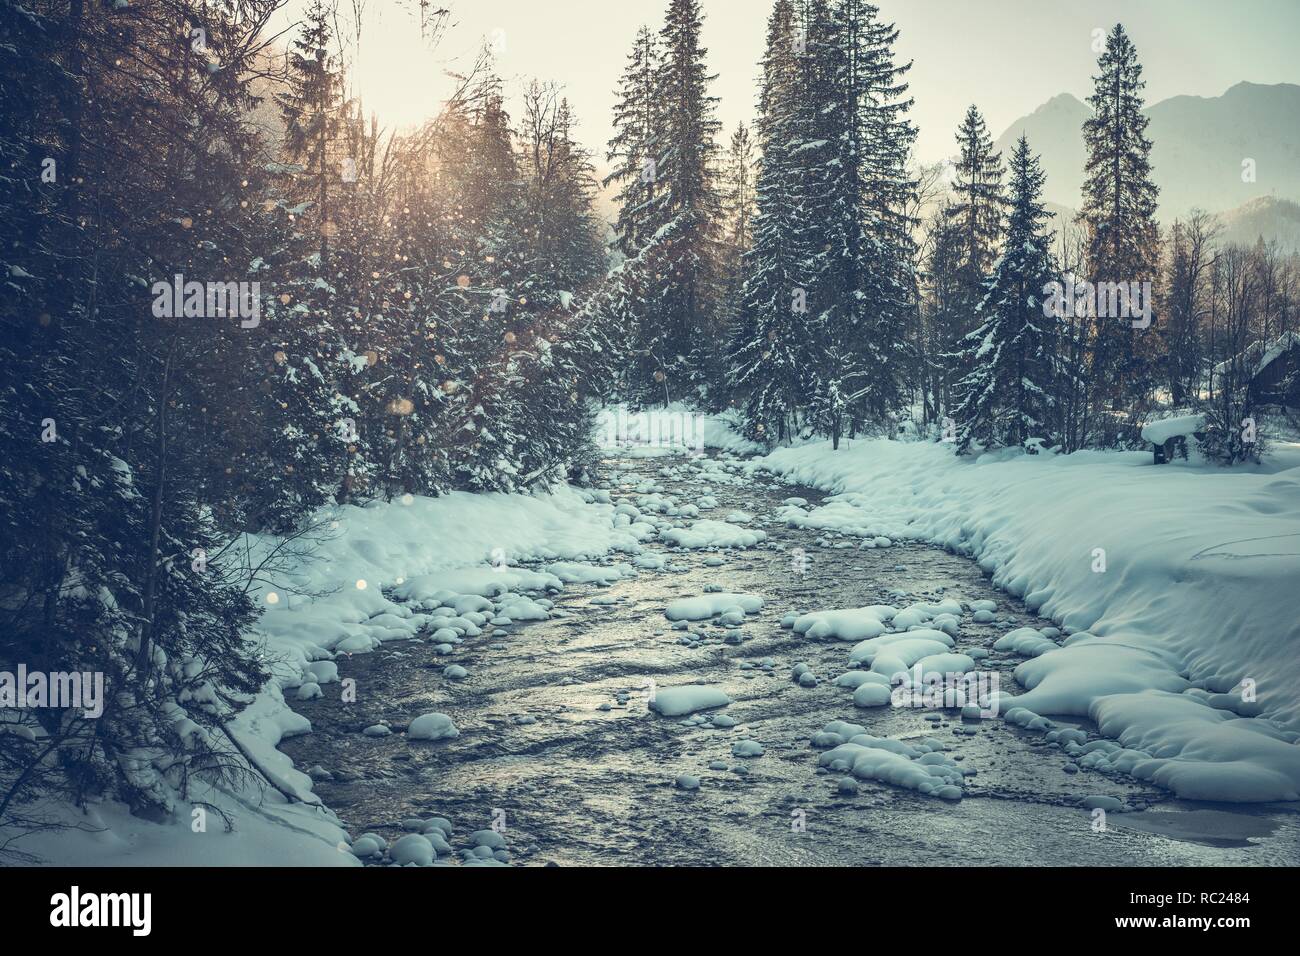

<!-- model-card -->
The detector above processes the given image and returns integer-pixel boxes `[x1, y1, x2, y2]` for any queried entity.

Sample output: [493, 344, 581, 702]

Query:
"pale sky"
[273, 0, 1300, 170]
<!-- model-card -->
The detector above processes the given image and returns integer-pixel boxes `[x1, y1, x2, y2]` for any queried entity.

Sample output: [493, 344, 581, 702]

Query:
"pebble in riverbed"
[791, 662, 819, 687]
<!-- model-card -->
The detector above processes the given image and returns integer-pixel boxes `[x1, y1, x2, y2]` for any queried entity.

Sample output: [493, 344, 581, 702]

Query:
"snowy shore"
[8, 484, 640, 865]
[14, 418, 1299, 866]
[752, 437, 1300, 802]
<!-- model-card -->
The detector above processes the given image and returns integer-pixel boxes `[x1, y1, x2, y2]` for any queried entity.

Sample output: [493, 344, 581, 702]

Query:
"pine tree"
[802, 0, 918, 445]
[940, 105, 1007, 419]
[449, 91, 529, 491]
[708, 121, 757, 408]
[728, 0, 812, 442]
[501, 84, 608, 487]
[951, 105, 1007, 299]
[952, 136, 1058, 453]
[0, 0, 282, 823]
[1161, 212, 1213, 408]
[642, 0, 725, 403]
[517, 88, 606, 306]
[1078, 23, 1161, 442]
[924, 202, 968, 415]
[0, 0, 620, 843]
[719, 122, 758, 311]
[604, 25, 665, 260]
[275, 0, 345, 269]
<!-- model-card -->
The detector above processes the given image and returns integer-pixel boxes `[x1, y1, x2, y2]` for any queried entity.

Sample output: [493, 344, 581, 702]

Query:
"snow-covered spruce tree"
[0, 0, 108, 834]
[415, 80, 608, 493]
[844, 1, 919, 433]
[435, 90, 531, 492]
[802, 0, 918, 445]
[385, 92, 507, 498]
[941, 105, 1007, 410]
[951, 136, 1058, 454]
[231, 180, 358, 530]
[727, 0, 813, 443]
[508, 88, 609, 483]
[0, 0, 288, 825]
[638, 0, 725, 405]
[514, 88, 607, 315]
[951, 105, 1007, 304]
[707, 121, 757, 410]
[1078, 23, 1161, 443]
[257, 1, 377, 510]
[604, 25, 665, 261]
[352, 164, 456, 501]
[922, 201, 968, 416]
[274, 0, 345, 269]
[584, 231, 670, 403]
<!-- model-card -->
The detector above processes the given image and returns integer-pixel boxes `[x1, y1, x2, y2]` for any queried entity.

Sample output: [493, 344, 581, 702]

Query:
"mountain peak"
[1223, 80, 1297, 96]
[1034, 92, 1088, 114]
[995, 81, 1300, 222]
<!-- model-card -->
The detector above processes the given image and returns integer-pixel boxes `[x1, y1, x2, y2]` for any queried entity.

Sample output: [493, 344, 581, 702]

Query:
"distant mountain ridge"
[994, 82, 1300, 234]
[1217, 196, 1300, 250]
[1035, 196, 1300, 254]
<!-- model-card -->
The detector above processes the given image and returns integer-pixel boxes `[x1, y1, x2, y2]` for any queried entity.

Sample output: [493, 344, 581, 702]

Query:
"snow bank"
[754, 437, 1300, 802]
[249, 485, 638, 668]
[1091, 690, 1300, 801]
[12, 483, 636, 865]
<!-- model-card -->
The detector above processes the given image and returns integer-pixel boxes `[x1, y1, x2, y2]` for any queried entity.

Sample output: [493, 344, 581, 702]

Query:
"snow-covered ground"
[14, 412, 1299, 866]
[595, 403, 765, 456]
[751, 437, 1300, 802]
[8, 484, 641, 866]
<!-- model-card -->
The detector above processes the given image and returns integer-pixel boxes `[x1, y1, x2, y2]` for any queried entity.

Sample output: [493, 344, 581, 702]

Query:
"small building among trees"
[1247, 332, 1300, 407]
[1214, 331, 1300, 409]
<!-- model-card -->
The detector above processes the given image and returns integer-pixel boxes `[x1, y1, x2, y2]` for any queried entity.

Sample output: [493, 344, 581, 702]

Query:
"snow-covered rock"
[665, 593, 764, 621]
[793, 606, 893, 641]
[408, 712, 459, 741]
[661, 520, 766, 549]
[649, 685, 732, 717]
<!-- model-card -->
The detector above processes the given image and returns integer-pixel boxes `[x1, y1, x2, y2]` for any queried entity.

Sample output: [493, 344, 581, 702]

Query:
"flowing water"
[280, 450, 1300, 866]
